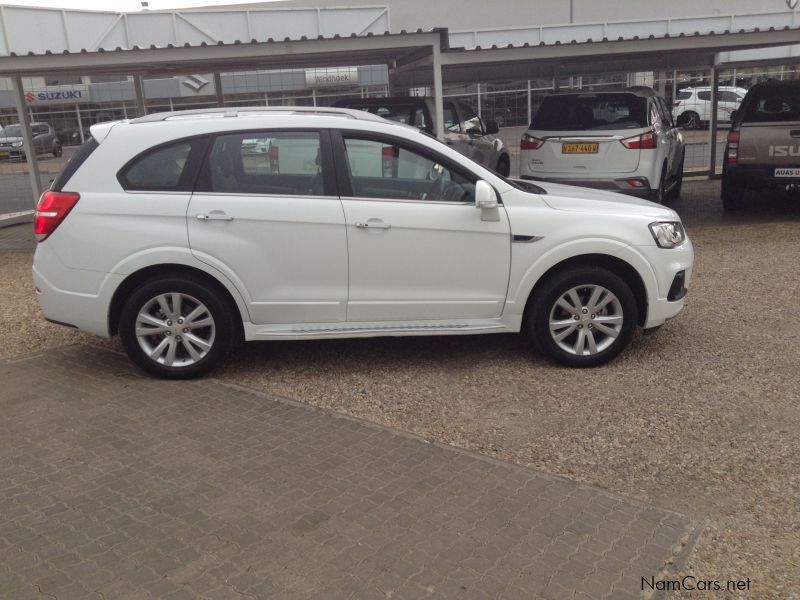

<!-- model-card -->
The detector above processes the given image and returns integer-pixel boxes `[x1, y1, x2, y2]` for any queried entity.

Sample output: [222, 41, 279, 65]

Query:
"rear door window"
[203, 131, 325, 196]
[118, 138, 207, 191]
[697, 91, 712, 101]
[530, 93, 647, 131]
[741, 86, 800, 123]
[676, 91, 692, 100]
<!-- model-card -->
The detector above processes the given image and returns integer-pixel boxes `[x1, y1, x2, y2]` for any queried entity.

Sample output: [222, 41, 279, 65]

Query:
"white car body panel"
[33, 109, 692, 351]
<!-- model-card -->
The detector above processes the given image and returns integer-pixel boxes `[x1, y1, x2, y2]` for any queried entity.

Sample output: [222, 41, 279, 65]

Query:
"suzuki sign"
[24, 85, 90, 105]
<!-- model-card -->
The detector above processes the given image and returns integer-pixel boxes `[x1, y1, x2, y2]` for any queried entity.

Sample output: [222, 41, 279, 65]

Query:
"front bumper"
[0, 148, 25, 159]
[640, 239, 694, 329]
[520, 175, 652, 198]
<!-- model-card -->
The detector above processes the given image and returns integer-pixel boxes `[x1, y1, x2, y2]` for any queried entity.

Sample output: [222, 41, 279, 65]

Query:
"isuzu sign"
[23, 86, 90, 105]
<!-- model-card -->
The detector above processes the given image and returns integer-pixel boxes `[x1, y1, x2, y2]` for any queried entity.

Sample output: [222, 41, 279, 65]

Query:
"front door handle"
[355, 220, 391, 230]
[197, 212, 234, 221]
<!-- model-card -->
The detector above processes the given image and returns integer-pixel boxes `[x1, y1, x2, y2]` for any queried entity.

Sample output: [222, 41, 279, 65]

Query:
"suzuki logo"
[181, 74, 210, 92]
[789, 0, 799, 9]
[24, 91, 35, 103]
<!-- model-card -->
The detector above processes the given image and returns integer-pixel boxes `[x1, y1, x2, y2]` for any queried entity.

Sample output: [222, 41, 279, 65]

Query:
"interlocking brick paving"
[0, 345, 696, 599]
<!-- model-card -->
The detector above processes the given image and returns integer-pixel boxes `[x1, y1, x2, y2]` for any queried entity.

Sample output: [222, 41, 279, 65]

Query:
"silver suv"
[721, 80, 800, 210]
[0, 122, 62, 160]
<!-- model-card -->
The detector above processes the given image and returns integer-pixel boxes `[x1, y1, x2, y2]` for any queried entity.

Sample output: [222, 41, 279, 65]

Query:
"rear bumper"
[520, 175, 652, 198]
[725, 164, 800, 190]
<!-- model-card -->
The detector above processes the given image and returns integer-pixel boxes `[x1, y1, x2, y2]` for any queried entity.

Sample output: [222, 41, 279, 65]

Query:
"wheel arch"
[521, 254, 649, 327]
[108, 263, 245, 339]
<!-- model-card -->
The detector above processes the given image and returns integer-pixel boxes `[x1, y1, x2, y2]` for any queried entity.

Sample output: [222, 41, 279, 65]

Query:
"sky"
[0, 0, 284, 10]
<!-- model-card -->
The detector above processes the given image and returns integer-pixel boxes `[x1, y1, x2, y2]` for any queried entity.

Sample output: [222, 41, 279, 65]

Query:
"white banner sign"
[304, 68, 359, 88]
[24, 85, 90, 105]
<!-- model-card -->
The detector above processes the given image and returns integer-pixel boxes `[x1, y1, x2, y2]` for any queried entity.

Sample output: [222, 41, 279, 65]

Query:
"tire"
[119, 275, 236, 379]
[495, 155, 510, 177]
[679, 111, 700, 130]
[53, 144, 62, 157]
[721, 174, 744, 211]
[666, 153, 684, 202]
[527, 266, 638, 368]
[651, 162, 668, 204]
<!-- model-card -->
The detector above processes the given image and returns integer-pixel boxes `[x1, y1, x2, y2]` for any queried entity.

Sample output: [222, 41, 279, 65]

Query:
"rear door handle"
[197, 212, 234, 221]
[355, 220, 391, 230]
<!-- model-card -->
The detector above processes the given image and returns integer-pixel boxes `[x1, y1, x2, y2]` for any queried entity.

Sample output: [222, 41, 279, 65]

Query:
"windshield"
[2, 125, 22, 137]
[531, 93, 648, 131]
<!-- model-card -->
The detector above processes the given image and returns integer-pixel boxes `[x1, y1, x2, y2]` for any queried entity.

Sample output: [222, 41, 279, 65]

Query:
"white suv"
[672, 86, 747, 129]
[33, 107, 693, 378]
[520, 88, 685, 203]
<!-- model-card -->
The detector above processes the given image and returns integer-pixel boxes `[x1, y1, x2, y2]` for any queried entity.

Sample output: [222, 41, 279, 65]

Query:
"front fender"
[506, 237, 659, 318]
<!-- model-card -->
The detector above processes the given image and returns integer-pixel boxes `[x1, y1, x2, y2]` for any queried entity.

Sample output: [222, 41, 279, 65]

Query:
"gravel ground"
[2, 180, 799, 597]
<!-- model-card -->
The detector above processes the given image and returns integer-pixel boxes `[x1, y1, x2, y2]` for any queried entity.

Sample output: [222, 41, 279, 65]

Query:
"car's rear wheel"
[495, 155, 510, 177]
[53, 143, 62, 157]
[119, 276, 235, 379]
[527, 267, 638, 368]
[651, 162, 668, 204]
[721, 175, 744, 211]
[679, 111, 700, 130]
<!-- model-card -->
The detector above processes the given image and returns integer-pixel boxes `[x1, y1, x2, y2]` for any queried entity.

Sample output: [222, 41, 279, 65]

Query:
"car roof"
[544, 86, 658, 98]
[130, 105, 388, 125]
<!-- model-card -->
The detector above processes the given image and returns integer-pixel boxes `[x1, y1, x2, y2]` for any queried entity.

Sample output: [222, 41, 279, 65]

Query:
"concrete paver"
[0, 345, 696, 599]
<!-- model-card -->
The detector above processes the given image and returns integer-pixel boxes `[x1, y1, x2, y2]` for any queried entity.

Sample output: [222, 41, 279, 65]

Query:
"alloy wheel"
[135, 293, 216, 367]
[548, 284, 624, 356]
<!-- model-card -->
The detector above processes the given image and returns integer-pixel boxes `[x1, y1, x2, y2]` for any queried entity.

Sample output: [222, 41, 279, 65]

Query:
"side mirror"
[475, 180, 498, 209]
[485, 120, 500, 135]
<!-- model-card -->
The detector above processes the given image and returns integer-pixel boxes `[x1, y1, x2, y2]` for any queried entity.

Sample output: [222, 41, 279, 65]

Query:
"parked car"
[672, 86, 747, 129]
[33, 106, 692, 378]
[520, 87, 685, 203]
[721, 80, 800, 210]
[0, 122, 62, 160]
[333, 97, 511, 176]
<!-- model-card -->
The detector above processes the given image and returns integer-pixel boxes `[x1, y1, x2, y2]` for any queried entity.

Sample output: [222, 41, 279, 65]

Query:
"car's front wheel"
[53, 143, 62, 157]
[119, 276, 235, 379]
[528, 267, 638, 367]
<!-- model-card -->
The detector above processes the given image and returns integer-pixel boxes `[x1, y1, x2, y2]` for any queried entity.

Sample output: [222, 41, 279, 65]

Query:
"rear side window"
[676, 91, 692, 100]
[51, 136, 98, 191]
[697, 91, 712, 101]
[530, 94, 647, 131]
[741, 86, 800, 123]
[119, 138, 206, 191]
[202, 131, 325, 196]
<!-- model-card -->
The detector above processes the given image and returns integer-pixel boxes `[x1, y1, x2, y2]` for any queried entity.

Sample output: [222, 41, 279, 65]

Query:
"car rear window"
[530, 93, 647, 131]
[741, 85, 800, 123]
[51, 136, 98, 192]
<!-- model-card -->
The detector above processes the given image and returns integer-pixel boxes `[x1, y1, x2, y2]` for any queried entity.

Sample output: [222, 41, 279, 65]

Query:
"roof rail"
[130, 105, 387, 124]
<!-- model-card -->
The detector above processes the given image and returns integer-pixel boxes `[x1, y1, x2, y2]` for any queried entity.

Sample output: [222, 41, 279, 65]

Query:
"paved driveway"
[0, 345, 695, 599]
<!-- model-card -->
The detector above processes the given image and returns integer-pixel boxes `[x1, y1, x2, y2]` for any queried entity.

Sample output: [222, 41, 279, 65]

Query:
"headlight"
[11, 141, 23, 148]
[649, 221, 686, 248]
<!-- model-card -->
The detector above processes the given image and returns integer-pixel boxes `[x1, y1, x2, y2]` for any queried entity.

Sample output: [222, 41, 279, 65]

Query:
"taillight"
[34, 191, 79, 242]
[726, 130, 740, 164]
[521, 134, 544, 150]
[673, 100, 681, 107]
[620, 130, 657, 150]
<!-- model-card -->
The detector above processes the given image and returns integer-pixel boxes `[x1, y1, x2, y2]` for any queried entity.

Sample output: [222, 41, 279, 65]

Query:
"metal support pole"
[75, 105, 84, 144]
[213, 73, 225, 107]
[133, 74, 146, 116]
[527, 79, 532, 125]
[476, 83, 481, 118]
[311, 88, 317, 107]
[387, 60, 397, 96]
[432, 42, 444, 141]
[11, 76, 42, 205]
[122, 102, 128, 119]
[709, 62, 720, 176]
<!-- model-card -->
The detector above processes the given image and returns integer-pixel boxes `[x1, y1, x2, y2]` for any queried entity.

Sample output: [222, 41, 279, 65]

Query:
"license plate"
[775, 168, 800, 178]
[562, 143, 598, 154]
[0, 151, 8, 158]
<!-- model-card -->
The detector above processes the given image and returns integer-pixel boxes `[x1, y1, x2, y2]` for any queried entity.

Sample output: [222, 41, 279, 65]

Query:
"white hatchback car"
[672, 86, 748, 129]
[520, 88, 685, 203]
[33, 107, 693, 378]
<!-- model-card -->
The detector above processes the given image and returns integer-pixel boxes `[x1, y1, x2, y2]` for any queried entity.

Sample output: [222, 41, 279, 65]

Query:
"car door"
[458, 103, 495, 169]
[187, 129, 348, 325]
[32, 124, 47, 154]
[655, 97, 680, 176]
[334, 131, 511, 322]
[441, 101, 470, 157]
